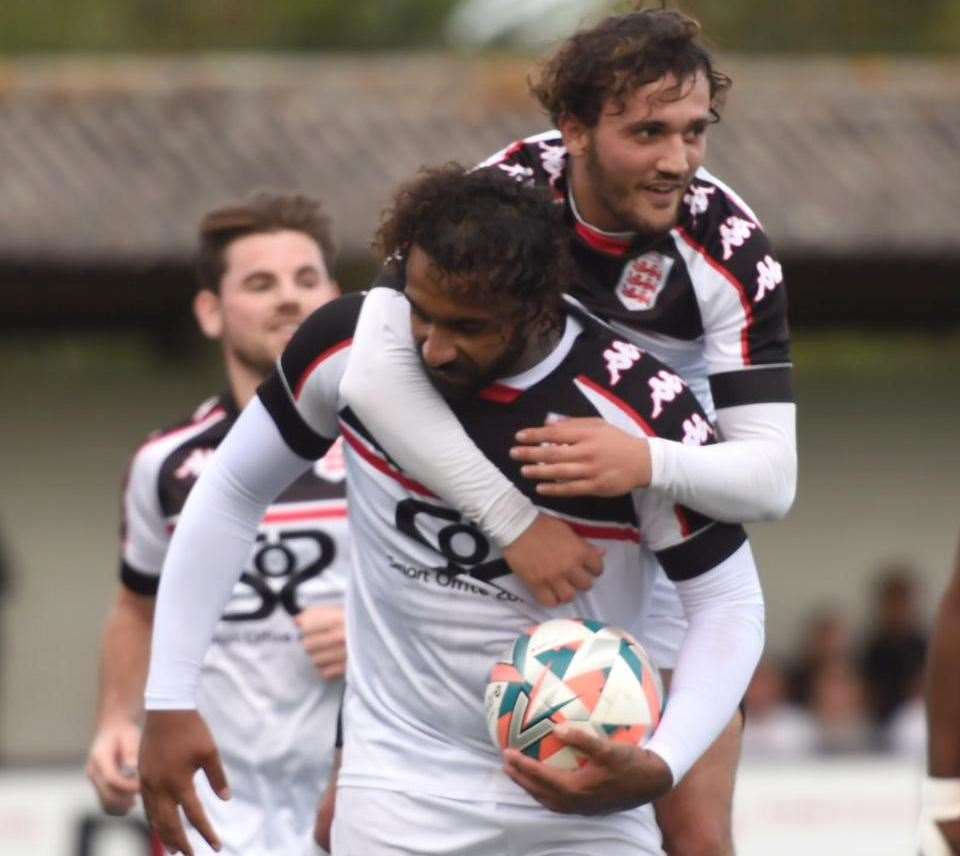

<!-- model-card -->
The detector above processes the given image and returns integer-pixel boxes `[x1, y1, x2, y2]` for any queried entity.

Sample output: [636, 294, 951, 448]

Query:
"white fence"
[0, 758, 922, 855]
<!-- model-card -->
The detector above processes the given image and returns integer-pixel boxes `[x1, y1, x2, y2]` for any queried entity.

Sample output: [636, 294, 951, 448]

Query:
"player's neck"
[504, 313, 565, 377]
[567, 161, 635, 237]
[223, 352, 268, 410]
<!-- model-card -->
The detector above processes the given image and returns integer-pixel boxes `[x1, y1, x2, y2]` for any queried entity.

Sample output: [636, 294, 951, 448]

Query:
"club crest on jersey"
[615, 252, 674, 312]
[313, 437, 346, 483]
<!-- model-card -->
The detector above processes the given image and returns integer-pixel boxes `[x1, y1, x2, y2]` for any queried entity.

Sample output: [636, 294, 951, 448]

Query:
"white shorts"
[183, 768, 320, 856]
[332, 785, 663, 855]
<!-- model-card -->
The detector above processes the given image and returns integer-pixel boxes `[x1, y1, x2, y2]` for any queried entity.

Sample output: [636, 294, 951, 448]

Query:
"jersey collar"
[480, 312, 583, 399]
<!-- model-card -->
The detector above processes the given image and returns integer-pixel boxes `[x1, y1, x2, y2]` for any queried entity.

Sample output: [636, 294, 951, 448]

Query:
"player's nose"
[275, 277, 306, 310]
[655, 134, 689, 176]
[420, 328, 457, 368]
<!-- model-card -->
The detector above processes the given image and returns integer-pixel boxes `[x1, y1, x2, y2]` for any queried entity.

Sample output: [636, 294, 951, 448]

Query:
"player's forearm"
[647, 402, 796, 522]
[644, 541, 764, 784]
[927, 562, 960, 777]
[96, 592, 154, 726]
[145, 398, 313, 709]
[340, 287, 536, 546]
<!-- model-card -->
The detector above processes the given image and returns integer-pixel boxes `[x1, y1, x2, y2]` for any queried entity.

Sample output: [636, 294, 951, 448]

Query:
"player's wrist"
[644, 437, 669, 492]
[627, 435, 653, 489]
[494, 494, 540, 549]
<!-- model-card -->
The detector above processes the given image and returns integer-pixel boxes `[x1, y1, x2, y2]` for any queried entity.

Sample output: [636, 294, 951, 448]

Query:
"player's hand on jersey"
[503, 724, 673, 815]
[86, 719, 142, 815]
[139, 710, 230, 856]
[502, 513, 605, 607]
[296, 605, 347, 680]
[511, 418, 652, 497]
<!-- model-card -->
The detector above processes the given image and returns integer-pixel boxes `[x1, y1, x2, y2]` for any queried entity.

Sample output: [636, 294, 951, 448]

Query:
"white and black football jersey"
[475, 130, 793, 420]
[258, 292, 747, 806]
[120, 392, 350, 853]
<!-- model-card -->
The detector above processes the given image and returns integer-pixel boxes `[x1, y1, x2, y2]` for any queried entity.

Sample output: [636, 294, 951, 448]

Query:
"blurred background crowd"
[744, 561, 929, 761]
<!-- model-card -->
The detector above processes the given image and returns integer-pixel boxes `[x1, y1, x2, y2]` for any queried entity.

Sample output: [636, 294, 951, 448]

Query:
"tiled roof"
[0, 54, 957, 264]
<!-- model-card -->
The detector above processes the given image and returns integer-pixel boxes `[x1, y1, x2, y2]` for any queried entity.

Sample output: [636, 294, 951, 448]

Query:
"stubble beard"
[583, 144, 684, 240]
[419, 326, 530, 403]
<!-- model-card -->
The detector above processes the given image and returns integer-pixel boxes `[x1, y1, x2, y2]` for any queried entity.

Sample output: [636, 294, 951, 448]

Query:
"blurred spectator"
[859, 563, 928, 727]
[809, 659, 873, 755]
[885, 673, 927, 760]
[786, 607, 855, 708]
[742, 657, 817, 760]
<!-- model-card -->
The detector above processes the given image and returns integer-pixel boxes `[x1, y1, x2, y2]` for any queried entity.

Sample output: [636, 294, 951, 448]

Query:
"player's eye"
[244, 276, 274, 292]
[454, 321, 487, 336]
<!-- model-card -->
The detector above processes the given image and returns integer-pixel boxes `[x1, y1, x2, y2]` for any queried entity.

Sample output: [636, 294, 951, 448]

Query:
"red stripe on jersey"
[575, 375, 655, 437]
[574, 222, 631, 257]
[139, 407, 227, 451]
[339, 421, 437, 499]
[262, 506, 348, 524]
[151, 832, 166, 856]
[566, 520, 641, 543]
[478, 383, 522, 404]
[674, 226, 753, 365]
[673, 505, 692, 538]
[294, 339, 352, 400]
[500, 140, 525, 161]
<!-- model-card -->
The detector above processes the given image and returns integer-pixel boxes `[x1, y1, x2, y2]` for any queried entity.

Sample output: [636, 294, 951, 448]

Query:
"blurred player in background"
[85, 192, 347, 856]
[137, 166, 764, 856]
[919, 533, 960, 855]
[339, 7, 794, 853]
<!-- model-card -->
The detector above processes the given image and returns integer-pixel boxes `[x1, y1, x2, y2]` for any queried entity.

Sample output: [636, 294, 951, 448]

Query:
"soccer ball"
[485, 618, 662, 770]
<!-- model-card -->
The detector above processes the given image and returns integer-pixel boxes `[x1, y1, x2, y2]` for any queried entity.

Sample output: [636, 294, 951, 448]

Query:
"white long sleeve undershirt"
[341, 287, 538, 547]
[144, 398, 315, 709]
[340, 288, 797, 543]
[647, 401, 797, 522]
[643, 540, 765, 784]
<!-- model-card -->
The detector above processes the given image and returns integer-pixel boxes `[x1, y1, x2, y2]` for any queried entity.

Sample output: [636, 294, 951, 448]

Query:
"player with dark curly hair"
[341, 7, 793, 854]
[138, 165, 765, 856]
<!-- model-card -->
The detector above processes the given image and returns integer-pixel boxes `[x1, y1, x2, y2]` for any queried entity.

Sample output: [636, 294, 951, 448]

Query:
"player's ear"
[193, 288, 224, 341]
[558, 113, 590, 158]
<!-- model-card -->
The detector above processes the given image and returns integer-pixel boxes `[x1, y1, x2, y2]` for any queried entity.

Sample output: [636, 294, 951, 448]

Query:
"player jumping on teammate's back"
[139, 166, 764, 856]
[339, 13, 792, 852]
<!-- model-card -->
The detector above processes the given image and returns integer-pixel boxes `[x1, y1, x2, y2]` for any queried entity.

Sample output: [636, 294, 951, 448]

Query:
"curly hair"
[196, 192, 336, 293]
[376, 164, 571, 332]
[530, 6, 731, 128]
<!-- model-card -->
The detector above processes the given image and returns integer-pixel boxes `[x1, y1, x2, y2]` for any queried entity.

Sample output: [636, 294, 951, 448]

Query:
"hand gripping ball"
[485, 618, 663, 770]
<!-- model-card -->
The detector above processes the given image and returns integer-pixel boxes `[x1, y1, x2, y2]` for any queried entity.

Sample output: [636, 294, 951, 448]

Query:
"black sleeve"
[120, 560, 159, 596]
[257, 292, 364, 460]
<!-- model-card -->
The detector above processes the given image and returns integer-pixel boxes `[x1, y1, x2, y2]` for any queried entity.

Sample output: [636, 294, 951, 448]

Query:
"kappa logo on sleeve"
[719, 216, 758, 260]
[498, 161, 534, 183]
[649, 370, 685, 419]
[683, 184, 715, 218]
[615, 252, 675, 312]
[174, 447, 216, 480]
[755, 255, 784, 302]
[603, 340, 643, 386]
[681, 413, 717, 446]
[537, 140, 566, 187]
